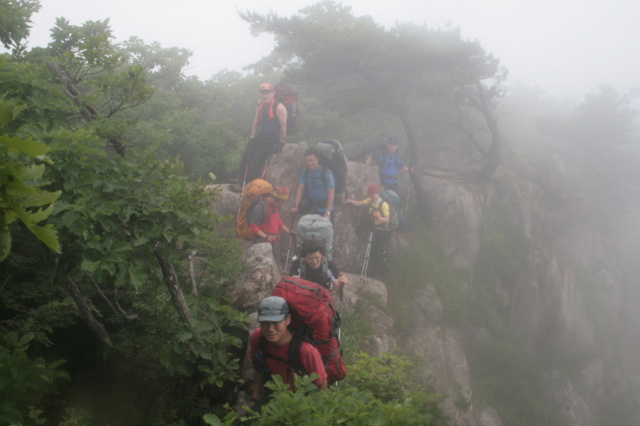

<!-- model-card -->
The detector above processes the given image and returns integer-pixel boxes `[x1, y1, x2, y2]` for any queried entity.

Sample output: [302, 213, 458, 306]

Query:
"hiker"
[250, 186, 294, 266]
[346, 183, 391, 267]
[289, 240, 347, 292]
[249, 296, 328, 408]
[366, 136, 411, 193]
[233, 83, 287, 190]
[291, 147, 335, 222]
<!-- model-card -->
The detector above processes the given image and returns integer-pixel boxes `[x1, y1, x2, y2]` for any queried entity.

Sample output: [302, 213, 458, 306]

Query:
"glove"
[272, 142, 284, 154]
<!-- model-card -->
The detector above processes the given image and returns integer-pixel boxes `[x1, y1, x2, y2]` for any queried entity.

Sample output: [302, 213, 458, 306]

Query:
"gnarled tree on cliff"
[241, 0, 506, 222]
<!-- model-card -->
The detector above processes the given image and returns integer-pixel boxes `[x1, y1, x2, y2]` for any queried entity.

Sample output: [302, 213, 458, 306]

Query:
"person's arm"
[250, 372, 266, 407]
[291, 182, 304, 214]
[365, 154, 373, 165]
[346, 197, 367, 207]
[276, 103, 287, 143]
[251, 106, 260, 138]
[325, 187, 334, 218]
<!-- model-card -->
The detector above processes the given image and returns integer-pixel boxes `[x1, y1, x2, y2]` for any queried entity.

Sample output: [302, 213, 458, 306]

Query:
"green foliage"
[388, 228, 469, 329]
[206, 352, 447, 426]
[468, 327, 560, 426]
[339, 292, 386, 359]
[0, 332, 68, 425]
[0, 0, 41, 51]
[0, 96, 60, 260]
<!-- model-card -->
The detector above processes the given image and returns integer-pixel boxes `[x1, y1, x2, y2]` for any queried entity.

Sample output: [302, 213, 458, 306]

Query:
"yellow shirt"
[364, 197, 390, 230]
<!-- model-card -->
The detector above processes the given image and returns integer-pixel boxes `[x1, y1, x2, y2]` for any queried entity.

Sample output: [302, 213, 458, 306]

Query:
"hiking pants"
[239, 135, 278, 182]
[371, 229, 390, 264]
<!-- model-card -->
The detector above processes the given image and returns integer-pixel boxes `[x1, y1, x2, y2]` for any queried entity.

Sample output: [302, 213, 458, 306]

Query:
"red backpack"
[274, 83, 299, 135]
[271, 277, 346, 383]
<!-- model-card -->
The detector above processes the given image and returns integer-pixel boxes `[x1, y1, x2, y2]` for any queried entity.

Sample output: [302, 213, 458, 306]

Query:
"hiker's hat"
[258, 296, 289, 322]
[259, 83, 274, 92]
[273, 186, 290, 201]
[367, 183, 380, 196]
[384, 136, 399, 145]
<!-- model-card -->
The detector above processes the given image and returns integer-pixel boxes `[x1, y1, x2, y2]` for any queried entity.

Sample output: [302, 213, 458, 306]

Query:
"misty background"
[22, 0, 640, 100]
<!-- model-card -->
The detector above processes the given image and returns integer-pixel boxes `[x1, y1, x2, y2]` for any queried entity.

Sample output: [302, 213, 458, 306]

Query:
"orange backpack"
[236, 179, 273, 239]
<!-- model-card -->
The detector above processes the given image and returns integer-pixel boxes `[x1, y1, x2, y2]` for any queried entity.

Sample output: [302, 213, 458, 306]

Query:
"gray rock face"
[218, 140, 637, 426]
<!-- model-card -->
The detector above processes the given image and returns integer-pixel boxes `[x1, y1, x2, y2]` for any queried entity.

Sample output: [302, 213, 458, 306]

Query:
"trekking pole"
[360, 232, 373, 285]
[260, 154, 273, 180]
[404, 181, 411, 221]
[284, 213, 297, 274]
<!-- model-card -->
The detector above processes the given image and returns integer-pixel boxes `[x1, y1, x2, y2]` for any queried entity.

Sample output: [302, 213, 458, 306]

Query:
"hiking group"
[235, 82, 412, 409]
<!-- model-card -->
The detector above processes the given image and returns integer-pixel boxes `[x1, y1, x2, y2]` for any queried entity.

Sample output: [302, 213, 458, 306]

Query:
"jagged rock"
[212, 141, 387, 272]
[227, 243, 280, 311]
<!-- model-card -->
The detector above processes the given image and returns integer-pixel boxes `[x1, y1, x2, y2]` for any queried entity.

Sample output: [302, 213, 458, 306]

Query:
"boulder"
[227, 243, 280, 312]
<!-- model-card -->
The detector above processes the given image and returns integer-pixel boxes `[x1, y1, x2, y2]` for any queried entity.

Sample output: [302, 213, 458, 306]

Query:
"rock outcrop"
[218, 140, 640, 426]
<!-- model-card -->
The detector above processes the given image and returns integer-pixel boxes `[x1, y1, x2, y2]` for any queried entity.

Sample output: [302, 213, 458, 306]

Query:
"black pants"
[239, 135, 278, 182]
[371, 229, 390, 264]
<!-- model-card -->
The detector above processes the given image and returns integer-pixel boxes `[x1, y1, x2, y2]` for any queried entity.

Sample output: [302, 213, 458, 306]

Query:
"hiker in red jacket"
[249, 296, 327, 408]
[250, 186, 294, 266]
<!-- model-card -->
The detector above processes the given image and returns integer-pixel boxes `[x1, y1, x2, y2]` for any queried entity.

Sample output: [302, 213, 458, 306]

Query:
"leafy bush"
[205, 352, 448, 426]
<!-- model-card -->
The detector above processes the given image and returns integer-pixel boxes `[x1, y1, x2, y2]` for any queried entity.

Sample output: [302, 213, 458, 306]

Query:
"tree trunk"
[65, 275, 112, 347]
[154, 246, 194, 328]
[473, 82, 501, 181]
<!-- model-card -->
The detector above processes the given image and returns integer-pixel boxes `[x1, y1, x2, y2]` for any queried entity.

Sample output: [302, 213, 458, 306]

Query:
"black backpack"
[314, 140, 348, 205]
[274, 83, 299, 135]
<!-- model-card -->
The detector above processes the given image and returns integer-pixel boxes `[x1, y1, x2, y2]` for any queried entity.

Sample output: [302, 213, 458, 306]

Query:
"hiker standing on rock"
[250, 186, 294, 266]
[249, 296, 327, 408]
[291, 147, 336, 222]
[366, 136, 411, 193]
[233, 83, 287, 190]
[289, 240, 347, 292]
[346, 183, 391, 268]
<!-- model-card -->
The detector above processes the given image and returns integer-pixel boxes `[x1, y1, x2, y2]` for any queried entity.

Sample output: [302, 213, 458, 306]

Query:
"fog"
[24, 0, 640, 100]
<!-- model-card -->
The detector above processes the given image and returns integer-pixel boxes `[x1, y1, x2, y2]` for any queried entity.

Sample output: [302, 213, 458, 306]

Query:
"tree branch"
[154, 243, 194, 328]
[65, 275, 112, 347]
[188, 250, 199, 296]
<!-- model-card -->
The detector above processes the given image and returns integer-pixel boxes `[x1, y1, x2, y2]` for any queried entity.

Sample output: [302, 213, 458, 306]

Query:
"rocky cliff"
[215, 141, 640, 426]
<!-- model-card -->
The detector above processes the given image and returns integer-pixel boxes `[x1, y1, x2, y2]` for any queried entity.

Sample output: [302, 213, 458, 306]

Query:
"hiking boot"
[228, 183, 243, 193]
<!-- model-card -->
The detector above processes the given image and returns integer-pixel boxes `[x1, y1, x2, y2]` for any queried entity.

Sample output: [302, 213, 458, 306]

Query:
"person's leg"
[246, 137, 276, 181]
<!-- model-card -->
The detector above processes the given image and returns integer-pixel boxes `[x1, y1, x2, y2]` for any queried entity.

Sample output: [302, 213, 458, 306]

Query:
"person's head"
[259, 83, 275, 102]
[383, 137, 399, 153]
[303, 148, 321, 171]
[272, 186, 290, 204]
[366, 183, 380, 200]
[258, 296, 291, 344]
[300, 240, 326, 269]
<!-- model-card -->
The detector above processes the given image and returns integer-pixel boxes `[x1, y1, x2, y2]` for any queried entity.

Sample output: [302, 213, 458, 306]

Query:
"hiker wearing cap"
[289, 240, 348, 292]
[366, 137, 411, 193]
[291, 147, 336, 222]
[235, 83, 288, 187]
[250, 186, 294, 265]
[249, 296, 328, 407]
[346, 183, 391, 266]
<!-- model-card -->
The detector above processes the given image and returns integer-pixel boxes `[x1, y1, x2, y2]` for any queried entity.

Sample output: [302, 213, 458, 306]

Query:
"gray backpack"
[295, 214, 334, 261]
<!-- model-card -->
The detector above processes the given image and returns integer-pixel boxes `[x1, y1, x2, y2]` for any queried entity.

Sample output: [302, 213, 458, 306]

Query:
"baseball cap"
[384, 137, 398, 145]
[367, 183, 380, 196]
[259, 83, 274, 92]
[258, 296, 289, 322]
[273, 186, 290, 201]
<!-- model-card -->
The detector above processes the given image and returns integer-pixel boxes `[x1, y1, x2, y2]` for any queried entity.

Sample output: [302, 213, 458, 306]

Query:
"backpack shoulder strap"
[300, 260, 307, 278]
[287, 332, 308, 377]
